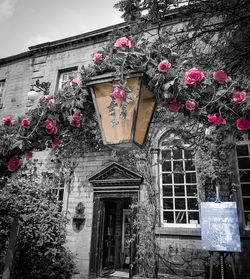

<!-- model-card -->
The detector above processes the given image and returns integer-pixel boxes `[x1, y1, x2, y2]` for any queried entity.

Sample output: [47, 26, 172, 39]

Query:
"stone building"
[0, 10, 250, 279]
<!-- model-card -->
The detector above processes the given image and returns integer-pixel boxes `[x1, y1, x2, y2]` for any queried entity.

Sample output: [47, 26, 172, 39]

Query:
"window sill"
[156, 226, 201, 237]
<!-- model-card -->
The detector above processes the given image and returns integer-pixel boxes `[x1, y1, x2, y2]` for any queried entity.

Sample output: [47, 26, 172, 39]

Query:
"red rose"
[114, 37, 133, 49]
[2, 115, 13, 125]
[208, 113, 226, 125]
[50, 138, 61, 147]
[213, 70, 228, 83]
[21, 118, 30, 128]
[45, 119, 57, 134]
[25, 151, 33, 159]
[73, 113, 82, 122]
[8, 156, 21, 172]
[71, 77, 80, 86]
[185, 100, 195, 111]
[185, 68, 205, 84]
[169, 99, 181, 112]
[236, 117, 250, 130]
[157, 60, 171, 73]
[71, 120, 80, 127]
[92, 52, 103, 62]
[44, 94, 54, 101]
[233, 91, 247, 104]
[112, 87, 127, 100]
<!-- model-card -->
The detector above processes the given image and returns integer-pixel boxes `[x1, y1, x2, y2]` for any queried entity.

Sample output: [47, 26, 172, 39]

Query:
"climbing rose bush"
[185, 68, 205, 84]
[50, 138, 61, 147]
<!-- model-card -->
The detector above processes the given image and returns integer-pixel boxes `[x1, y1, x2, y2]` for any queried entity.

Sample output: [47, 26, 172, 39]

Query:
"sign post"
[200, 202, 241, 279]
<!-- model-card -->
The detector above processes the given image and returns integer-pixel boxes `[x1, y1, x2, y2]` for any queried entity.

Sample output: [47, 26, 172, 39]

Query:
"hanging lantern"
[27, 89, 39, 101]
[87, 73, 156, 148]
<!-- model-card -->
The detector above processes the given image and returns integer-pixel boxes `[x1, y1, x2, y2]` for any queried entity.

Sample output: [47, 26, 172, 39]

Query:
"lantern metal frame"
[87, 72, 156, 148]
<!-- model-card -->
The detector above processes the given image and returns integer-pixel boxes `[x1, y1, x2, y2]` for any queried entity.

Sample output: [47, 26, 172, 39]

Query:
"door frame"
[89, 192, 138, 278]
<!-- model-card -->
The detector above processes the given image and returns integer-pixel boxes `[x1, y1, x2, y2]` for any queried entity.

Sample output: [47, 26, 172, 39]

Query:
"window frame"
[57, 67, 78, 91]
[236, 138, 250, 231]
[159, 138, 200, 228]
[0, 79, 6, 108]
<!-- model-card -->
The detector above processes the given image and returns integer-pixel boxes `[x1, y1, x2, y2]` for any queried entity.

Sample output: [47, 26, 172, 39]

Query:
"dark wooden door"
[100, 202, 116, 277]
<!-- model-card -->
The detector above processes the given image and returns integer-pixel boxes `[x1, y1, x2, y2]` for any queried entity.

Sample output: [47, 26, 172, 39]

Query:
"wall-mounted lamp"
[72, 202, 86, 231]
[27, 80, 51, 102]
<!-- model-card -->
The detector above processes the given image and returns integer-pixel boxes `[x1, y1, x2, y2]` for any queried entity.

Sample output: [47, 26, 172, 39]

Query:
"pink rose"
[45, 119, 57, 134]
[233, 91, 247, 104]
[44, 94, 54, 101]
[169, 99, 181, 112]
[25, 151, 33, 159]
[73, 113, 82, 122]
[114, 37, 133, 49]
[21, 118, 30, 128]
[236, 117, 250, 130]
[2, 115, 13, 125]
[213, 70, 228, 83]
[92, 52, 103, 62]
[185, 100, 195, 111]
[71, 120, 80, 127]
[50, 138, 61, 147]
[158, 60, 171, 73]
[8, 156, 21, 172]
[71, 77, 81, 86]
[112, 87, 127, 100]
[49, 99, 55, 106]
[185, 68, 205, 84]
[208, 113, 226, 125]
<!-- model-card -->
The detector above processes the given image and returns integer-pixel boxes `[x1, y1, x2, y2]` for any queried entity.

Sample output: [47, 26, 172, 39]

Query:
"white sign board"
[200, 202, 241, 252]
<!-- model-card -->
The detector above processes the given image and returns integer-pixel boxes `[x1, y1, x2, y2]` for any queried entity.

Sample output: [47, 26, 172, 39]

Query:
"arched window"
[159, 133, 199, 227]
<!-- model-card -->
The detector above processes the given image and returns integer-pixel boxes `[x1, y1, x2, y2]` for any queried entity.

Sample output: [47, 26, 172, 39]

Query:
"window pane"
[188, 212, 199, 224]
[184, 149, 193, 159]
[186, 172, 197, 183]
[186, 185, 197, 196]
[175, 211, 186, 223]
[163, 186, 172, 196]
[162, 150, 171, 160]
[174, 173, 184, 183]
[162, 161, 171, 171]
[238, 157, 250, 169]
[237, 145, 249, 156]
[239, 170, 250, 182]
[244, 212, 250, 226]
[241, 184, 250, 196]
[163, 211, 174, 223]
[187, 198, 198, 210]
[162, 173, 172, 184]
[58, 189, 64, 201]
[243, 198, 250, 210]
[175, 198, 185, 209]
[173, 161, 183, 172]
[163, 198, 173, 209]
[174, 185, 185, 196]
[173, 149, 182, 159]
[185, 160, 195, 171]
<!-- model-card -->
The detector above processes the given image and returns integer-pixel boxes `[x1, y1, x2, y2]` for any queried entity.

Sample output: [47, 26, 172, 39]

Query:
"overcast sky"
[0, 0, 123, 58]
